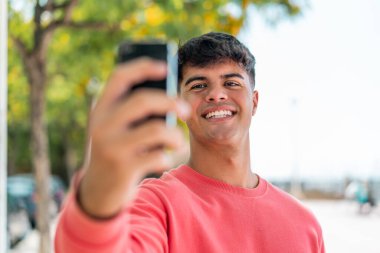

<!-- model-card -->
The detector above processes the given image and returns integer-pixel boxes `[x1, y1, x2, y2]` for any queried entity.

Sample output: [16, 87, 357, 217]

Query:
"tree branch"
[53, 2, 71, 11]
[11, 36, 30, 60]
[33, 1, 44, 51]
[34, 0, 79, 59]
[33, 1, 43, 26]
[64, 21, 120, 30]
[11, 36, 37, 87]
[38, 20, 118, 61]
[43, 0, 74, 12]
[62, 0, 79, 23]
[33, 0, 118, 60]
[46, 20, 119, 32]
[38, 0, 79, 45]
[44, 0, 55, 12]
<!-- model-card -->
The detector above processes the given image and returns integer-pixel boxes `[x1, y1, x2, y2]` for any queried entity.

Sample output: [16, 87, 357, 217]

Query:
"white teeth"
[205, 110, 233, 119]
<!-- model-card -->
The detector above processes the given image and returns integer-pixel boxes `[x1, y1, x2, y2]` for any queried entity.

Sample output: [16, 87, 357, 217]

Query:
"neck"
[187, 135, 258, 188]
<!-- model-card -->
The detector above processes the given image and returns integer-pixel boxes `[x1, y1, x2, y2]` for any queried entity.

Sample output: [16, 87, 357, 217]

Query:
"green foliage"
[7, 35, 31, 173]
[8, 0, 303, 180]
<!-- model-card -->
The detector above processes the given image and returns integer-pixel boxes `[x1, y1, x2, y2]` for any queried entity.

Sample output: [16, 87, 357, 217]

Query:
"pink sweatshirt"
[55, 165, 325, 253]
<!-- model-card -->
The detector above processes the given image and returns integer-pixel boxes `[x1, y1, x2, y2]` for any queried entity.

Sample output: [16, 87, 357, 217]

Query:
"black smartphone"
[117, 42, 177, 127]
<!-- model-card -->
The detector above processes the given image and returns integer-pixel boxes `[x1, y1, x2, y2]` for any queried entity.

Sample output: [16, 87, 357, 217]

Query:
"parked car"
[50, 175, 67, 210]
[7, 174, 67, 228]
[7, 193, 31, 247]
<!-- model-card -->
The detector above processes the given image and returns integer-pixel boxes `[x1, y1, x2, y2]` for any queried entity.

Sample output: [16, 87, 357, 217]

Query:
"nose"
[205, 86, 228, 102]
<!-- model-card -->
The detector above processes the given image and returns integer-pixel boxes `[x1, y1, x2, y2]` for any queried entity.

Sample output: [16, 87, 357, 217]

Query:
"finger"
[122, 120, 185, 153]
[135, 150, 174, 173]
[103, 90, 190, 131]
[96, 58, 167, 112]
[106, 120, 184, 157]
[93, 120, 185, 166]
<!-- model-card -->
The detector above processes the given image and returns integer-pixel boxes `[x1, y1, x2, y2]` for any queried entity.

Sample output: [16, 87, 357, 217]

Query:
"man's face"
[179, 60, 258, 144]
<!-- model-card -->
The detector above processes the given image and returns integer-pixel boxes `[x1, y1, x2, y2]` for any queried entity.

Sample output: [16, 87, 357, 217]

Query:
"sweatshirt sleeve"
[319, 230, 326, 253]
[54, 177, 168, 253]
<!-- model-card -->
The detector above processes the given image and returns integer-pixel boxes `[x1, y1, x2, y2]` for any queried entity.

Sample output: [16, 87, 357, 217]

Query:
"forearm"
[55, 172, 168, 253]
[78, 166, 140, 219]
[55, 191, 130, 253]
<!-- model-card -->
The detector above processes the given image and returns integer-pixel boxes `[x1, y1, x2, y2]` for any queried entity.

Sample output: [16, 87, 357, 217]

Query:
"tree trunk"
[12, 2, 81, 252]
[26, 54, 51, 253]
[63, 135, 78, 181]
[7, 126, 16, 175]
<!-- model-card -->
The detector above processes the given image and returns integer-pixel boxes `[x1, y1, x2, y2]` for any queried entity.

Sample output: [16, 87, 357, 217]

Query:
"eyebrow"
[222, 73, 244, 80]
[184, 73, 244, 86]
[184, 76, 207, 86]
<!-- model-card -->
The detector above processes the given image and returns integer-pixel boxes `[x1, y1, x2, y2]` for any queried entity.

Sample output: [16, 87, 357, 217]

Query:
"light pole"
[290, 98, 303, 198]
[0, 0, 8, 251]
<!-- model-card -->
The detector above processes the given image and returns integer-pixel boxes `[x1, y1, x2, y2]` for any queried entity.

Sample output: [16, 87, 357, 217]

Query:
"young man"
[55, 32, 325, 253]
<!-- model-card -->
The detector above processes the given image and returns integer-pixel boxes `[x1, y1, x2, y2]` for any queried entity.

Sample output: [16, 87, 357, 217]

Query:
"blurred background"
[3, 0, 380, 252]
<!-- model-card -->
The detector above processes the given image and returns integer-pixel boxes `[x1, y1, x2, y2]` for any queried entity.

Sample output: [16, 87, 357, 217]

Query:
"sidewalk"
[304, 200, 380, 253]
[9, 218, 57, 253]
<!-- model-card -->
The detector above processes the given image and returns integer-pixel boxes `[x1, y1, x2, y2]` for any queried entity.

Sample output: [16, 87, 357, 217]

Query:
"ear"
[252, 90, 259, 116]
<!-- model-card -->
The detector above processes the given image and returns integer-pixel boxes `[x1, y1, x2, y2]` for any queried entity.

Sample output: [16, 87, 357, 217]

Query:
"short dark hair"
[178, 32, 256, 89]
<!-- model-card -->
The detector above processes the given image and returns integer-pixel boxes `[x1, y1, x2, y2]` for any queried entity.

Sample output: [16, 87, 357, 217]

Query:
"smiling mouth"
[202, 110, 236, 119]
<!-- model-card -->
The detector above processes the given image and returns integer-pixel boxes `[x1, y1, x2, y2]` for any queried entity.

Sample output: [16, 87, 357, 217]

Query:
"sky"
[239, 0, 380, 180]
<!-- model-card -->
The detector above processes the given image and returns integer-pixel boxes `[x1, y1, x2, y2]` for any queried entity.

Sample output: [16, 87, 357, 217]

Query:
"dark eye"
[190, 83, 207, 90]
[225, 81, 240, 87]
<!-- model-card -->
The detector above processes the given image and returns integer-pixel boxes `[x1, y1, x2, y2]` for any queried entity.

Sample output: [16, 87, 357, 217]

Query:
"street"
[305, 200, 380, 253]
[9, 200, 380, 253]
